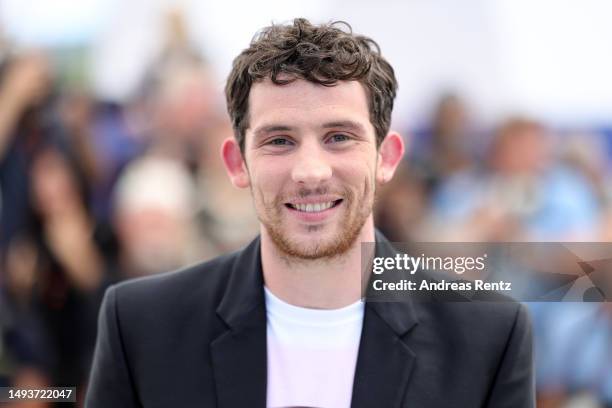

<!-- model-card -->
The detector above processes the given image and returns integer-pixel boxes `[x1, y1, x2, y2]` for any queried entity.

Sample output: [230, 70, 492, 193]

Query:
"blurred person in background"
[112, 154, 205, 277]
[412, 92, 479, 193]
[6, 146, 106, 405]
[0, 45, 109, 405]
[0, 48, 104, 252]
[123, 9, 259, 258]
[422, 117, 600, 242]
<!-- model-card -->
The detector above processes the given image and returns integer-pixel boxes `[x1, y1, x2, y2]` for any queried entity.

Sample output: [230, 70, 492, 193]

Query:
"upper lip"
[285, 196, 343, 205]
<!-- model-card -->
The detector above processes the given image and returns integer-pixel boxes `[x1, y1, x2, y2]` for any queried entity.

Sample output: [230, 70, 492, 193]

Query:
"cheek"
[335, 156, 377, 186]
[249, 159, 291, 193]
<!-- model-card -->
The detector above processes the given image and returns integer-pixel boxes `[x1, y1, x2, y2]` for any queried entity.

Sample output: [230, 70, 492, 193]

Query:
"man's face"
[239, 79, 381, 259]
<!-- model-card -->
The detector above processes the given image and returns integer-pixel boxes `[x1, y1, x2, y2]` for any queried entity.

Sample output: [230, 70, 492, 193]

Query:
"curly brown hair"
[225, 18, 398, 152]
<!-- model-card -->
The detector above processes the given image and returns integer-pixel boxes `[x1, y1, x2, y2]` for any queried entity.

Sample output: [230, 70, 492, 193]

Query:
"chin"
[268, 222, 362, 260]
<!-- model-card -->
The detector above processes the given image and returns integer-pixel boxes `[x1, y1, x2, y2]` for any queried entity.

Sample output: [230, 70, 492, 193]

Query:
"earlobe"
[376, 132, 405, 184]
[221, 137, 250, 188]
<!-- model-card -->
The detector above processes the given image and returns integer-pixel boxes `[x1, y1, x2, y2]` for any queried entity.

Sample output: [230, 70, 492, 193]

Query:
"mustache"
[293, 186, 331, 199]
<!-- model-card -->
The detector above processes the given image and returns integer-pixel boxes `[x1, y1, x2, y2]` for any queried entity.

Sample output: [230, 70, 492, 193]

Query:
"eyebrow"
[321, 120, 366, 134]
[253, 125, 294, 139]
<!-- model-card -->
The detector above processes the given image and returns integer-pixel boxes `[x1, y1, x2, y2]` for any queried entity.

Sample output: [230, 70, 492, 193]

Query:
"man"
[86, 18, 534, 407]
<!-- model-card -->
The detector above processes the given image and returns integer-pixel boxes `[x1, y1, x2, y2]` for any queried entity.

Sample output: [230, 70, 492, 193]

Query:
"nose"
[291, 140, 332, 185]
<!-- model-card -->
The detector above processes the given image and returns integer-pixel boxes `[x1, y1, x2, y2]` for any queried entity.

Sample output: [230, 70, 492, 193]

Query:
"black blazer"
[86, 233, 534, 407]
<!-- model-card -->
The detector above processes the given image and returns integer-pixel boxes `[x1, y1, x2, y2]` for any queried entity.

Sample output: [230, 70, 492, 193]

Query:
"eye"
[327, 133, 351, 143]
[267, 137, 294, 146]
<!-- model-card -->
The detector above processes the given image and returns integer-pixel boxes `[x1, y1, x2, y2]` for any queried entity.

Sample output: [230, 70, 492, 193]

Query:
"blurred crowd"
[1, 12, 611, 408]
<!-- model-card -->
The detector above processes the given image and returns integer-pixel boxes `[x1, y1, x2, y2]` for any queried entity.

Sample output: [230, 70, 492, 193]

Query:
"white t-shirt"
[264, 286, 365, 408]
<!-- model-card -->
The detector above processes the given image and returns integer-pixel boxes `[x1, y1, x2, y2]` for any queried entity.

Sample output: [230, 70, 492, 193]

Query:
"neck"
[261, 217, 375, 309]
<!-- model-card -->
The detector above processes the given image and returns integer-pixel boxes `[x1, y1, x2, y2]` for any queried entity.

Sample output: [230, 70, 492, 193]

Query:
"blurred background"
[0, 0, 611, 407]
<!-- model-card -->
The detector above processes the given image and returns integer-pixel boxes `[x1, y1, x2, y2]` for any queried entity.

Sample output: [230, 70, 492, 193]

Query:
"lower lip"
[285, 201, 342, 223]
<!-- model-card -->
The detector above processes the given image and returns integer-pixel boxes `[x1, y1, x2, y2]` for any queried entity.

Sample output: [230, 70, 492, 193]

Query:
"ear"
[221, 137, 250, 188]
[376, 131, 405, 184]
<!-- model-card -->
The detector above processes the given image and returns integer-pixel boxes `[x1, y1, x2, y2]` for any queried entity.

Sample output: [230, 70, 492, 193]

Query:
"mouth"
[284, 199, 343, 213]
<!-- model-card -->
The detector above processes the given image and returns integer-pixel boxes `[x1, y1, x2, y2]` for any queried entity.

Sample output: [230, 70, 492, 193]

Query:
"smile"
[285, 199, 343, 213]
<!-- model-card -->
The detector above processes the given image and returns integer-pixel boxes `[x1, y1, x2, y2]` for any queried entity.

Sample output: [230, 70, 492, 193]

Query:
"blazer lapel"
[351, 302, 418, 408]
[352, 232, 419, 408]
[211, 237, 268, 408]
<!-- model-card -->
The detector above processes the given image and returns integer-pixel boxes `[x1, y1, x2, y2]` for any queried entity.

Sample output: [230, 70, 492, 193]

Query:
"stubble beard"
[255, 180, 374, 261]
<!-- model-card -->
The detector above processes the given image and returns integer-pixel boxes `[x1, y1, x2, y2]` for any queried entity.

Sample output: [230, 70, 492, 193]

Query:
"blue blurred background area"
[0, 1, 611, 407]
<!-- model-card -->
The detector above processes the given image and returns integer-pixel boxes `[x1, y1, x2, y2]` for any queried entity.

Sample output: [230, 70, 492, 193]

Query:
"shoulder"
[415, 296, 531, 352]
[105, 249, 242, 327]
[117, 250, 235, 294]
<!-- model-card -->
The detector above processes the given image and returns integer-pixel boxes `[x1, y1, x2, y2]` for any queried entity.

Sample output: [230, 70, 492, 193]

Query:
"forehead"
[247, 79, 371, 132]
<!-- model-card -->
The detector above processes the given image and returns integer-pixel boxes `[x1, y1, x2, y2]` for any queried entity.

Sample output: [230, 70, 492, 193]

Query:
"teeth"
[293, 201, 335, 212]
